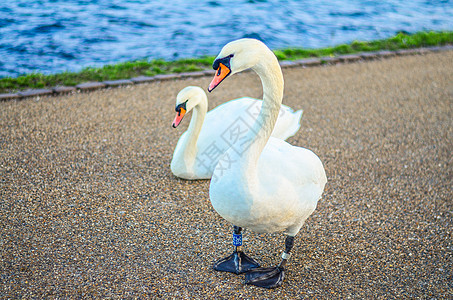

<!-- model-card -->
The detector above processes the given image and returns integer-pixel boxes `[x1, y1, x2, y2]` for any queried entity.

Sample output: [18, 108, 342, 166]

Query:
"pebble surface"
[1, 52, 452, 298]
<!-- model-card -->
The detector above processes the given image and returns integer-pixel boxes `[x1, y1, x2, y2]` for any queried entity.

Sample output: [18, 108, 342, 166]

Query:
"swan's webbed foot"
[213, 251, 260, 274]
[244, 236, 295, 288]
[244, 266, 285, 289]
[214, 225, 260, 274]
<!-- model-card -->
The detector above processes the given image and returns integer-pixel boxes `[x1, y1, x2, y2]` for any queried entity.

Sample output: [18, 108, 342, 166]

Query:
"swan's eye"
[212, 54, 234, 71]
[175, 100, 188, 114]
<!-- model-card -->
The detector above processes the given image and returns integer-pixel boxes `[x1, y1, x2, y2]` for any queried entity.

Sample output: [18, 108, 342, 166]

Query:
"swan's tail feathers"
[293, 109, 303, 130]
[273, 108, 303, 140]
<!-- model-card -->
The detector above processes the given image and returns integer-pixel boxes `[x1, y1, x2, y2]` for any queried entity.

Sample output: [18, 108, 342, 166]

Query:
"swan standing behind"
[171, 86, 303, 180]
[207, 39, 327, 288]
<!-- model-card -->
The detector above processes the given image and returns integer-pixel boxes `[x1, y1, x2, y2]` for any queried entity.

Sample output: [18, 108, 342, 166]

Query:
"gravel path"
[1, 51, 452, 299]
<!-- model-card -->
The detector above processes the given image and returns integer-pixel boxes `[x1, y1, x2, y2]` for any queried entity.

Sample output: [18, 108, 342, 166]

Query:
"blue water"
[0, 0, 452, 78]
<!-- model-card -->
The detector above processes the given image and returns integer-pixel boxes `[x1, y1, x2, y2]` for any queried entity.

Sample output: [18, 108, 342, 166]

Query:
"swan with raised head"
[207, 39, 327, 289]
[171, 86, 303, 180]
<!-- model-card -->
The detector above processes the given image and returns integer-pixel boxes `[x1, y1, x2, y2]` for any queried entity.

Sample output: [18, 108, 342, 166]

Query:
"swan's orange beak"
[208, 63, 231, 92]
[172, 107, 186, 128]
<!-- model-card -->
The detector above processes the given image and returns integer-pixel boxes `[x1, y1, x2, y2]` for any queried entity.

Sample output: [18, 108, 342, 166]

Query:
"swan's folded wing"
[258, 138, 327, 193]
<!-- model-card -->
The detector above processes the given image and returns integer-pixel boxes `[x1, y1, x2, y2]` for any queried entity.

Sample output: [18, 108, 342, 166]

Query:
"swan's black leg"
[213, 225, 260, 274]
[245, 235, 295, 289]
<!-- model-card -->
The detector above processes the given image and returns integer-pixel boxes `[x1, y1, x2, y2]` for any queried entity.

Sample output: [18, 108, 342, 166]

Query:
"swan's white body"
[171, 87, 303, 180]
[209, 39, 327, 236]
[211, 137, 326, 235]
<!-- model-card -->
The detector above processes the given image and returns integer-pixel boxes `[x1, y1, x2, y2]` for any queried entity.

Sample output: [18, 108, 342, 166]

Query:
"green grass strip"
[1, 31, 452, 93]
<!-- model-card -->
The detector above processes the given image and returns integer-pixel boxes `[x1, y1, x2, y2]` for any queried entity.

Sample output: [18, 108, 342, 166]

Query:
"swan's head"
[208, 38, 273, 92]
[172, 86, 206, 128]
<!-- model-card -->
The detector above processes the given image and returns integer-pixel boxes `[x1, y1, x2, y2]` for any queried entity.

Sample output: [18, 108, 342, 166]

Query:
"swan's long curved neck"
[180, 96, 207, 163]
[241, 53, 284, 170]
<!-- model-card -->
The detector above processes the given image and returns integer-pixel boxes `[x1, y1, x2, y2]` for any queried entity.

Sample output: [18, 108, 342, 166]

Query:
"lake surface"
[1, 0, 452, 77]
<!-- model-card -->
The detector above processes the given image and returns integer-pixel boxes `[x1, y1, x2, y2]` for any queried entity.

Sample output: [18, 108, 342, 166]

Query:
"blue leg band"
[233, 233, 243, 247]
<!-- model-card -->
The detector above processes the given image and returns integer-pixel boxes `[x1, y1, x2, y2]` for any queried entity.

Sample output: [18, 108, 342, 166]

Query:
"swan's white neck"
[240, 52, 284, 170]
[180, 96, 207, 164]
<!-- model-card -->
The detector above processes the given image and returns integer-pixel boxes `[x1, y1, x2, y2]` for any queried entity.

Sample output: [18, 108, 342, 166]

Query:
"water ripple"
[0, 0, 452, 77]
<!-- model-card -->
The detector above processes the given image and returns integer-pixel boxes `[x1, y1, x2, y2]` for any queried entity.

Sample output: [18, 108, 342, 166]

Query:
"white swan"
[207, 39, 327, 289]
[171, 86, 303, 180]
